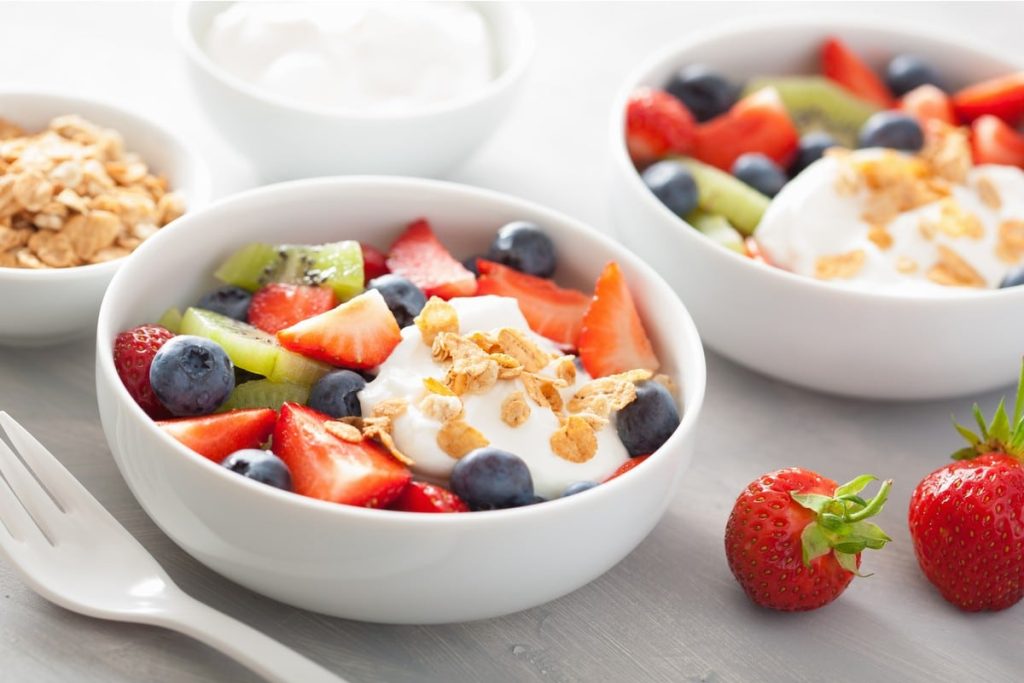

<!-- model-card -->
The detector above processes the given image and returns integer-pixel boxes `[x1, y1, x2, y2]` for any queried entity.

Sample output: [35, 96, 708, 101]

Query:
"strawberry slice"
[693, 87, 799, 171]
[605, 455, 650, 482]
[158, 408, 277, 463]
[277, 289, 401, 368]
[625, 88, 697, 165]
[113, 324, 175, 419]
[900, 84, 955, 127]
[360, 242, 390, 284]
[971, 115, 1024, 167]
[578, 261, 660, 378]
[248, 283, 337, 334]
[388, 481, 469, 513]
[386, 219, 476, 299]
[272, 403, 410, 507]
[476, 259, 591, 347]
[821, 36, 894, 108]
[953, 72, 1024, 125]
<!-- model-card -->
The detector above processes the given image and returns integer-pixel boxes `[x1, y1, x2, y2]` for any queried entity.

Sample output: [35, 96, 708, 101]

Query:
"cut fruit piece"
[158, 408, 277, 462]
[900, 84, 955, 127]
[360, 243, 390, 284]
[605, 455, 650, 482]
[220, 379, 310, 412]
[971, 115, 1024, 167]
[953, 72, 1024, 125]
[386, 219, 477, 299]
[625, 87, 697, 165]
[157, 307, 183, 334]
[272, 403, 410, 507]
[677, 158, 770, 235]
[215, 241, 364, 301]
[693, 87, 799, 171]
[248, 283, 337, 334]
[686, 210, 745, 253]
[744, 237, 773, 266]
[578, 262, 660, 378]
[180, 307, 331, 386]
[821, 36, 895, 108]
[277, 289, 401, 369]
[475, 260, 591, 347]
[742, 76, 879, 147]
[388, 481, 469, 513]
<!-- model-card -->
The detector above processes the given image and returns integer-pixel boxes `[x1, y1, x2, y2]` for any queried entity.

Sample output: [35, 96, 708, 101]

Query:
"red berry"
[604, 455, 650, 482]
[389, 481, 469, 513]
[821, 36, 895, 108]
[578, 261, 659, 378]
[158, 409, 278, 462]
[625, 88, 697, 165]
[971, 115, 1024, 167]
[724, 468, 892, 611]
[953, 71, 1024, 125]
[693, 87, 799, 171]
[248, 283, 336, 334]
[360, 243, 390, 284]
[113, 324, 175, 418]
[899, 84, 955, 127]
[386, 219, 476, 300]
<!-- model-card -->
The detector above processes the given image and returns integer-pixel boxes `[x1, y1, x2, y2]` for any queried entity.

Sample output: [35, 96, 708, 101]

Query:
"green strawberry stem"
[791, 475, 893, 576]
[952, 359, 1024, 462]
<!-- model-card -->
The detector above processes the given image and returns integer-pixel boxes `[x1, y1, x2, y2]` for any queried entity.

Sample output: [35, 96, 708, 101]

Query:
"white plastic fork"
[0, 412, 347, 683]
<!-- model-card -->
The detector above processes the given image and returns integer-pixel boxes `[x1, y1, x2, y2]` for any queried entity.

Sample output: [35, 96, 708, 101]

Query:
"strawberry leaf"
[989, 398, 1011, 444]
[790, 492, 832, 514]
[953, 418, 981, 446]
[1013, 358, 1024, 428]
[834, 474, 877, 499]
[952, 446, 980, 461]
[974, 404, 989, 440]
[800, 522, 831, 567]
[835, 551, 860, 575]
[849, 521, 892, 548]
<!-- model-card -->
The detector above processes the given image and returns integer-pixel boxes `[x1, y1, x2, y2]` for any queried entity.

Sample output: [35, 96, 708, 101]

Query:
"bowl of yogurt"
[174, 2, 534, 181]
[609, 18, 1024, 400]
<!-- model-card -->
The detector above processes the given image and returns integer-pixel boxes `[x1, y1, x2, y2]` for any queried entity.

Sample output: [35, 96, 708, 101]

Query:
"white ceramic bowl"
[0, 92, 210, 347]
[174, 2, 534, 182]
[609, 19, 1024, 401]
[95, 177, 706, 624]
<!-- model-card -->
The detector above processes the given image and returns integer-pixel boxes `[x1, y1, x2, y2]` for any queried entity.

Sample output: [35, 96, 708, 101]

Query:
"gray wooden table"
[1, 3, 1022, 682]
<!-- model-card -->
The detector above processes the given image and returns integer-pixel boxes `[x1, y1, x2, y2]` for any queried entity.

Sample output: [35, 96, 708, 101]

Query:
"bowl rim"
[0, 87, 213, 281]
[96, 175, 707, 526]
[172, 1, 536, 122]
[609, 15, 1024, 305]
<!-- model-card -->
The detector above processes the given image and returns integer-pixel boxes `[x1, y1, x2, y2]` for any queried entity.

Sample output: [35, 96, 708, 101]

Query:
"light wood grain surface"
[1, 3, 1022, 682]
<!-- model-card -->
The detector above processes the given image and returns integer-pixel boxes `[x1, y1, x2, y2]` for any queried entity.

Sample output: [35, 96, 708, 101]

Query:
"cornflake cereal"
[0, 115, 184, 269]
[437, 418, 489, 459]
[500, 391, 531, 427]
[415, 296, 459, 345]
[550, 415, 598, 463]
[815, 250, 866, 280]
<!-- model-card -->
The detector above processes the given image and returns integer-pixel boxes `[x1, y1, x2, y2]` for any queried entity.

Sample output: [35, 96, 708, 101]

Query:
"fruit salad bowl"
[94, 176, 706, 624]
[0, 90, 210, 347]
[609, 19, 1024, 400]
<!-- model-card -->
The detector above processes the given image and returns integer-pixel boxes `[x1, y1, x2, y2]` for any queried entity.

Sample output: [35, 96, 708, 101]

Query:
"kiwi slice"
[219, 379, 309, 412]
[677, 158, 769, 235]
[179, 307, 331, 386]
[742, 77, 879, 148]
[686, 210, 745, 253]
[157, 307, 182, 333]
[215, 240, 364, 301]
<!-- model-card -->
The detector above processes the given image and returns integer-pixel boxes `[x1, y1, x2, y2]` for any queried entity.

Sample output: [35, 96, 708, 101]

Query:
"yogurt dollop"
[204, 2, 494, 114]
[358, 296, 629, 499]
[756, 147, 1024, 293]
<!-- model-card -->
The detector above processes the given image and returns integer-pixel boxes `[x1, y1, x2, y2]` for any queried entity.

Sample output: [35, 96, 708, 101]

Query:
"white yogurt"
[358, 296, 630, 499]
[204, 2, 494, 114]
[756, 150, 1024, 293]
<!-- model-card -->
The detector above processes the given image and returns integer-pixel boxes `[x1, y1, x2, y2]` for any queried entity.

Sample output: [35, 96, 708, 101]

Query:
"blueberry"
[308, 370, 366, 418]
[529, 495, 548, 505]
[641, 160, 698, 217]
[486, 222, 557, 278]
[790, 132, 839, 176]
[221, 449, 292, 491]
[196, 285, 251, 321]
[462, 254, 484, 277]
[731, 153, 787, 197]
[858, 112, 924, 152]
[885, 54, 945, 97]
[150, 335, 234, 416]
[616, 381, 680, 457]
[367, 274, 426, 328]
[665, 64, 738, 122]
[1000, 265, 1024, 288]
[562, 481, 598, 497]
[450, 448, 534, 510]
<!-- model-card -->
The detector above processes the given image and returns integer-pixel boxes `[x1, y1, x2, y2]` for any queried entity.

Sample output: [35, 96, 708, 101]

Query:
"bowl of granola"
[608, 19, 1024, 400]
[0, 91, 210, 346]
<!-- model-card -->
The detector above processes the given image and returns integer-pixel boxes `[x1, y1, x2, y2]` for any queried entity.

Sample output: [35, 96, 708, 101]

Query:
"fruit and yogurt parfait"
[114, 218, 681, 512]
[626, 36, 1024, 292]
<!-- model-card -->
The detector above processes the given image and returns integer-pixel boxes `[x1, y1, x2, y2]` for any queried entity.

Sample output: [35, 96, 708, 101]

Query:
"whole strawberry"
[909, 365, 1024, 611]
[725, 468, 892, 611]
[113, 324, 175, 419]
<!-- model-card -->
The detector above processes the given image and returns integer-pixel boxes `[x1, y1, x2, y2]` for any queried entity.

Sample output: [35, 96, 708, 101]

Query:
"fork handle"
[150, 595, 348, 683]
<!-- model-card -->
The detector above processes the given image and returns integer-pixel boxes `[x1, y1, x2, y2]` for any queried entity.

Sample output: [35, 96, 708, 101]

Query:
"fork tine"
[0, 412, 84, 510]
[0, 461, 49, 546]
[0, 416, 65, 542]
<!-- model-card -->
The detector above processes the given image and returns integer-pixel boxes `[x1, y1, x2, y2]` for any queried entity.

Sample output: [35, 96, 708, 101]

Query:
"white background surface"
[1, 2, 1024, 682]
